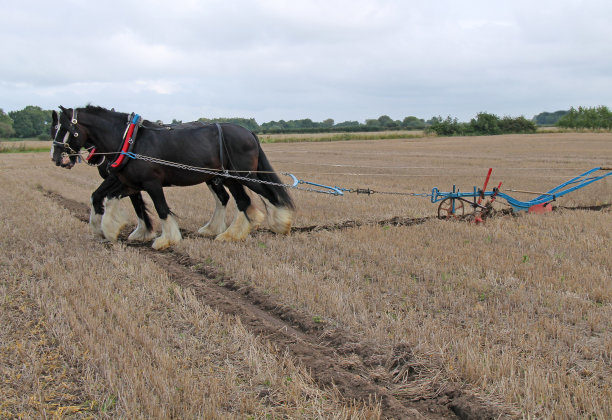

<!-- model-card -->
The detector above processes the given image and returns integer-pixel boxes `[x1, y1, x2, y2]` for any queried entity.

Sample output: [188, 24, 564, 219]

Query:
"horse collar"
[109, 113, 141, 172]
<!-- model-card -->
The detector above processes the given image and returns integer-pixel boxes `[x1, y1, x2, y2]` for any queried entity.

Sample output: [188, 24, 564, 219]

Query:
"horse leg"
[101, 193, 129, 241]
[90, 184, 107, 238]
[90, 175, 127, 240]
[198, 179, 229, 237]
[242, 180, 294, 235]
[127, 192, 157, 242]
[215, 181, 264, 242]
[144, 183, 181, 250]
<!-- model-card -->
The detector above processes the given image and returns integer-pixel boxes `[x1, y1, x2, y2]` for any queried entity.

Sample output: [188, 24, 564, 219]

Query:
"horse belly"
[162, 168, 212, 187]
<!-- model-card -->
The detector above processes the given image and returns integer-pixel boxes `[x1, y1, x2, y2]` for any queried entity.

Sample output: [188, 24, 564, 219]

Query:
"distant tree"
[557, 105, 612, 129]
[469, 112, 501, 135]
[429, 113, 535, 136]
[8, 106, 52, 138]
[295, 118, 314, 129]
[401, 116, 427, 130]
[0, 108, 15, 138]
[427, 116, 465, 136]
[377, 115, 392, 127]
[373, 115, 398, 129]
[321, 118, 334, 128]
[365, 119, 381, 128]
[532, 110, 568, 126]
[260, 119, 290, 131]
[333, 120, 361, 128]
[499, 115, 536, 133]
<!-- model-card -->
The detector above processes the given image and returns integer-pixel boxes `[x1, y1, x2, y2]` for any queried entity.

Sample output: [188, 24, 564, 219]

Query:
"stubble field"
[1, 132, 611, 419]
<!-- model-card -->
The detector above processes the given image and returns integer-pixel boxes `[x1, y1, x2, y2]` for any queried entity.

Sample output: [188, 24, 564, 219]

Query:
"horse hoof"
[102, 227, 122, 242]
[214, 232, 237, 242]
[198, 224, 227, 237]
[128, 229, 157, 242]
[89, 213, 105, 237]
[152, 236, 177, 250]
[247, 206, 265, 228]
[268, 206, 293, 235]
[90, 224, 105, 238]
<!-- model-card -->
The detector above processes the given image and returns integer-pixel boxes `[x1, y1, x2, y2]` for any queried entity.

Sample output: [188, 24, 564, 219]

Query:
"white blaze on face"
[52, 121, 72, 166]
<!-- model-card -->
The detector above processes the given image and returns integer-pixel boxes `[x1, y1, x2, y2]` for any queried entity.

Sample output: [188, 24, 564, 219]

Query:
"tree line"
[2, 104, 610, 139]
[556, 106, 612, 129]
[426, 113, 537, 136]
[196, 115, 428, 134]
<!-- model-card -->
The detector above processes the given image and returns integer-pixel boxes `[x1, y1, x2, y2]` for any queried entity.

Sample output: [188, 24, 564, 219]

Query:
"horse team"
[51, 106, 295, 250]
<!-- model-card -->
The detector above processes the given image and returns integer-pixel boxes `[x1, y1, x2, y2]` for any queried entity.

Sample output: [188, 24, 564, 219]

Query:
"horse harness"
[53, 108, 80, 153]
[108, 113, 141, 172]
[58, 109, 229, 175]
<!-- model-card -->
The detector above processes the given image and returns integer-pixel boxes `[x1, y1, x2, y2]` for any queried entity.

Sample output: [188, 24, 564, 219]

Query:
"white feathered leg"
[101, 198, 128, 241]
[128, 217, 157, 242]
[215, 205, 264, 242]
[152, 215, 182, 250]
[261, 197, 294, 235]
[198, 185, 227, 237]
[89, 198, 104, 238]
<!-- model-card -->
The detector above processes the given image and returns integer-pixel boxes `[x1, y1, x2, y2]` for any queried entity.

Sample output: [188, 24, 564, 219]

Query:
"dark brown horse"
[52, 105, 294, 249]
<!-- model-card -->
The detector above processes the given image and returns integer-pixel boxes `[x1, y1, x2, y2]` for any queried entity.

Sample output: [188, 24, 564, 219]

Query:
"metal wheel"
[437, 198, 465, 219]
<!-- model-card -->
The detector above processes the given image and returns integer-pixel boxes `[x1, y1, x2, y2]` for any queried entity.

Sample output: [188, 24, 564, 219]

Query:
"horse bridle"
[53, 108, 80, 155]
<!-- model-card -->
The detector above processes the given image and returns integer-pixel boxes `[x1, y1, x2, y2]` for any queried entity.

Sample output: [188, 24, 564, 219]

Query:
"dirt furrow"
[44, 190, 511, 419]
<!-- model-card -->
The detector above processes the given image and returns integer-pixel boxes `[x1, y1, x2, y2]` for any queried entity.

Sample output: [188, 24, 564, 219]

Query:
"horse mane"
[82, 105, 128, 119]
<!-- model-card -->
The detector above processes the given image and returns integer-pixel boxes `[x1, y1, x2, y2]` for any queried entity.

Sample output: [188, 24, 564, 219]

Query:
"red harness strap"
[110, 114, 140, 169]
[85, 148, 97, 162]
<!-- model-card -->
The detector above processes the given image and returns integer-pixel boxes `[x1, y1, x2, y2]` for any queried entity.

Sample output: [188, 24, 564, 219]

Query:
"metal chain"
[125, 152, 343, 195]
[62, 150, 433, 197]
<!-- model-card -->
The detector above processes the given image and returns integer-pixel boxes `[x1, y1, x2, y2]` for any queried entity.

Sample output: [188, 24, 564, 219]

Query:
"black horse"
[51, 111, 231, 242]
[52, 110, 156, 241]
[52, 105, 294, 249]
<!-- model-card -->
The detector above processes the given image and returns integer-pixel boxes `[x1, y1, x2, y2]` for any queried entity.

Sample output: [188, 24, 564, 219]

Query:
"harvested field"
[1, 132, 611, 418]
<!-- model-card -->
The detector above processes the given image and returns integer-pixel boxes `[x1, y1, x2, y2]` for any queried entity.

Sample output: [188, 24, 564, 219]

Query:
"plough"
[286, 167, 612, 222]
[432, 166, 612, 220]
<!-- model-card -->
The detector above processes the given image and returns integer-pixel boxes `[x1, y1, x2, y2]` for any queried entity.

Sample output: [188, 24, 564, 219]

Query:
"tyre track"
[44, 190, 511, 419]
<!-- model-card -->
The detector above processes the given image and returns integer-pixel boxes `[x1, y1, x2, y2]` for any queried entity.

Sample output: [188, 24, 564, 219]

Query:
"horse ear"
[52, 110, 58, 125]
[59, 105, 68, 114]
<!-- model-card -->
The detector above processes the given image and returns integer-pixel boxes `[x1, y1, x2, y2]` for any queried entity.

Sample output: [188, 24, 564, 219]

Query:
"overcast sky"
[1, 0, 611, 123]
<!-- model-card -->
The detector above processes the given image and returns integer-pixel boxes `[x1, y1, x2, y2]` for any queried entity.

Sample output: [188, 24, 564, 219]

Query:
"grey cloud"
[1, 0, 611, 123]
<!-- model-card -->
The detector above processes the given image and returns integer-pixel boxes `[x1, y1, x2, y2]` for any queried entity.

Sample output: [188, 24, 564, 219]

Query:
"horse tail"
[252, 134, 295, 210]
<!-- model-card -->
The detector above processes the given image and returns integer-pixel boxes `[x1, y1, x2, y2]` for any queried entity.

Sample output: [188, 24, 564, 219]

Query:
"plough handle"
[478, 168, 493, 205]
[490, 182, 503, 202]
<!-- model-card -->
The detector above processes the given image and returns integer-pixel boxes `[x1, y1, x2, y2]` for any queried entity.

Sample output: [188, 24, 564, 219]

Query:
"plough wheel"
[437, 198, 465, 219]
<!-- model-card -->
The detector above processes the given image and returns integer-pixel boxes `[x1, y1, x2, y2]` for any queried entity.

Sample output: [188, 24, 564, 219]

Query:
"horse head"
[51, 106, 88, 169]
